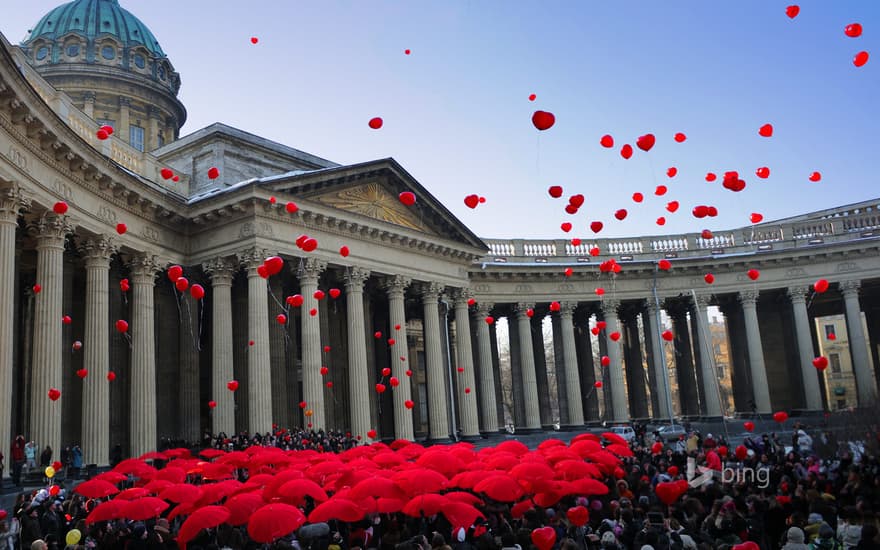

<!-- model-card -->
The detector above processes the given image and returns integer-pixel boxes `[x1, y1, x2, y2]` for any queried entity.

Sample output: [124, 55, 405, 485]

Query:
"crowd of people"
[0, 422, 877, 550]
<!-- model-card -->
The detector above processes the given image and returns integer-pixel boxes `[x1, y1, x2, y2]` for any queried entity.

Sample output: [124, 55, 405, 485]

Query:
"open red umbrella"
[75, 479, 120, 499]
[198, 480, 243, 505]
[443, 501, 484, 529]
[85, 500, 125, 524]
[163, 448, 193, 459]
[276, 478, 329, 505]
[177, 505, 230, 549]
[537, 439, 566, 451]
[605, 443, 633, 458]
[168, 502, 197, 521]
[139, 451, 167, 461]
[560, 478, 610, 497]
[389, 439, 412, 450]
[199, 448, 227, 460]
[509, 462, 555, 483]
[447, 470, 493, 490]
[93, 471, 128, 484]
[248, 503, 306, 543]
[225, 492, 265, 525]
[601, 432, 628, 446]
[571, 433, 601, 444]
[511, 499, 534, 519]
[473, 474, 525, 502]
[308, 498, 365, 523]
[494, 440, 529, 456]
[115, 487, 151, 500]
[554, 460, 602, 481]
[417, 451, 465, 477]
[155, 467, 187, 483]
[359, 497, 406, 515]
[569, 440, 603, 458]
[392, 468, 448, 495]
[443, 492, 484, 507]
[121, 497, 169, 521]
[161, 483, 204, 503]
[483, 452, 519, 471]
[114, 459, 157, 479]
[372, 452, 405, 468]
[349, 477, 405, 501]
[143, 479, 175, 494]
[402, 494, 449, 518]
[263, 469, 307, 500]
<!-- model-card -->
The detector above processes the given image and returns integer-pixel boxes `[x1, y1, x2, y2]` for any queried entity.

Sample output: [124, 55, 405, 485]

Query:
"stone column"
[621, 306, 649, 419]
[452, 290, 480, 438]
[601, 299, 629, 422]
[574, 308, 600, 421]
[29, 213, 72, 457]
[237, 249, 273, 435]
[667, 301, 699, 416]
[692, 295, 723, 417]
[558, 302, 584, 427]
[474, 302, 499, 433]
[267, 276, 288, 429]
[788, 286, 823, 410]
[515, 303, 542, 430]
[205, 258, 236, 436]
[0, 187, 28, 470]
[147, 107, 162, 152]
[384, 275, 414, 440]
[80, 237, 115, 466]
[118, 96, 130, 144]
[841, 280, 877, 405]
[130, 254, 161, 456]
[739, 291, 772, 414]
[298, 258, 327, 429]
[530, 313, 553, 427]
[421, 283, 449, 440]
[345, 267, 371, 441]
[550, 314, 569, 426]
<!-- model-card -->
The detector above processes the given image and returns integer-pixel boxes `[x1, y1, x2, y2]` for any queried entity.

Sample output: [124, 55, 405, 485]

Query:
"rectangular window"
[129, 125, 144, 152]
[825, 324, 836, 339]
[830, 353, 842, 373]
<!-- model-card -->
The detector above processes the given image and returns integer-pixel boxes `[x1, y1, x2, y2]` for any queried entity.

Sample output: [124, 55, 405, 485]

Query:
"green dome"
[24, 0, 165, 57]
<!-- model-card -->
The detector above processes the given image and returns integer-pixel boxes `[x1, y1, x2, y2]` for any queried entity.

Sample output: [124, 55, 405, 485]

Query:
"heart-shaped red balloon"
[658, 259, 671, 271]
[560, 222, 573, 233]
[329, 288, 341, 299]
[706, 172, 717, 182]
[652, 442, 663, 454]
[301, 238, 318, 252]
[287, 294, 304, 307]
[747, 269, 760, 281]
[160, 168, 173, 180]
[661, 330, 674, 341]
[704, 273, 715, 284]
[399, 191, 416, 206]
[375, 383, 387, 394]
[656, 217, 666, 226]
[387, 338, 396, 346]
[565, 205, 579, 215]
[563, 267, 573, 277]
[758, 123, 773, 137]
[674, 132, 687, 143]
[655, 481, 686, 505]
[636, 133, 656, 152]
[786, 5, 800, 19]
[723, 176, 746, 192]
[569, 194, 585, 208]
[756, 166, 770, 179]
[531, 527, 556, 550]
[571, 238, 581, 246]
[809, 171, 822, 182]
[590, 221, 603, 233]
[814, 279, 829, 293]
[812, 356, 828, 370]
[167, 265, 183, 282]
[276, 314, 287, 325]
[854, 51, 869, 67]
[76, 369, 88, 379]
[48, 388, 61, 401]
[600, 134, 614, 148]
[666, 201, 679, 213]
[632, 192, 644, 203]
[614, 209, 627, 221]
[693, 205, 709, 218]
[404, 399, 414, 409]
[667, 167, 678, 178]
[464, 194, 479, 209]
[208, 400, 216, 409]
[744, 421, 755, 432]
[389, 376, 400, 387]
[548, 185, 563, 198]
[339, 245, 350, 257]
[549, 301, 560, 312]
[314, 290, 326, 301]
[207, 167, 220, 180]
[531, 111, 555, 131]
[590, 247, 600, 256]
[382, 367, 391, 376]
[485, 316, 495, 325]
[707, 206, 718, 217]
[735, 445, 749, 461]
[701, 230, 713, 240]
[655, 185, 668, 196]
[567, 506, 589, 527]
[600, 355, 610, 367]
[264, 256, 284, 276]
[620, 144, 633, 159]
[369, 117, 383, 129]
[367, 429, 377, 439]
[750, 213, 763, 224]
[773, 411, 788, 423]
[845, 23, 863, 38]
[227, 380, 239, 392]
[115, 320, 129, 333]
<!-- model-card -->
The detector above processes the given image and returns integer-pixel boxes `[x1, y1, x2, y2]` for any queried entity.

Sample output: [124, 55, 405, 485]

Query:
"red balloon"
[667, 167, 678, 178]
[564, 204, 578, 215]
[812, 356, 828, 370]
[276, 313, 287, 325]
[773, 411, 789, 423]
[609, 331, 620, 342]
[167, 265, 183, 282]
[172, 176, 180, 182]
[48, 388, 61, 401]
[548, 185, 563, 198]
[756, 166, 770, 179]
[301, 238, 318, 252]
[285, 201, 299, 213]
[320, 366, 329, 375]
[299, 401, 308, 409]
[747, 269, 760, 281]
[387, 338, 396, 346]
[96, 129, 109, 140]
[655, 185, 668, 196]
[666, 201, 679, 213]
[667, 466, 679, 477]
[485, 316, 495, 324]
[76, 369, 88, 379]
[651, 442, 663, 454]
[599, 134, 614, 148]
[160, 168, 174, 180]
[620, 144, 633, 159]
[175, 277, 189, 292]
[569, 194, 585, 208]
[600, 356, 610, 367]
[404, 399, 414, 409]
[72, 340, 82, 351]
[227, 380, 239, 392]
[705, 172, 717, 182]
[656, 217, 666, 226]
[571, 238, 581, 246]
[758, 123, 773, 137]
[367, 429, 377, 439]
[53, 201, 69, 215]
[99, 124, 114, 136]
[707, 206, 719, 217]
[735, 445, 748, 461]
[704, 273, 715, 284]
[674, 132, 687, 143]
[693, 205, 709, 218]
[594, 381, 602, 388]
[549, 301, 560, 312]
[207, 167, 220, 180]
[33, 284, 41, 294]
[632, 192, 643, 203]
[595, 288, 604, 296]
[313, 289, 326, 301]
[107, 371, 116, 382]
[786, 5, 800, 18]
[329, 288, 341, 299]
[661, 330, 674, 342]
[814, 279, 829, 293]
[339, 245, 350, 257]
[567, 506, 589, 527]
[287, 294, 304, 307]
[531, 527, 556, 550]
[597, 321, 607, 330]
[208, 400, 217, 409]
[750, 212, 764, 224]
[464, 194, 479, 209]
[614, 209, 627, 221]
[375, 383, 387, 394]
[62, 315, 72, 325]
[636, 133, 656, 152]
[114, 223, 128, 235]
[399, 191, 416, 206]
[743, 421, 755, 432]
[590, 221, 603, 234]
[368, 117, 383, 129]
[845, 23, 863, 38]
[531, 111, 555, 131]
[655, 481, 686, 505]
[658, 259, 671, 271]
[701, 229, 713, 240]
[528, 94, 537, 101]
[389, 376, 400, 387]
[809, 171, 822, 182]
[251, 37, 259, 44]
[589, 247, 600, 256]
[119, 279, 129, 292]
[854, 51, 870, 67]
[264, 256, 284, 276]
[404, 49, 411, 55]
[526, 308, 535, 318]
[560, 222, 572, 232]
[190, 284, 205, 300]
[115, 320, 129, 333]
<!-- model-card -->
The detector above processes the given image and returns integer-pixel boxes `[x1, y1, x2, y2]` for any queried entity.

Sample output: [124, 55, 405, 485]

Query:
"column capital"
[514, 302, 535, 320]
[787, 286, 809, 303]
[644, 300, 661, 315]
[236, 247, 269, 273]
[130, 253, 163, 284]
[557, 301, 577, 317]
[693, 294, 712, 309]
[600, 298, 620, 317]
[451, 287, 473, 307]
[297, 257, 327, 284]
[840, 279, 861, 297]
[738, 290, 760, 306]
[474, 302, 495, 318]
[419, 281, 446, 303]
[80, 236, 117, 267]
[344, 266, 370, 290]
[383, 275, 411, 298]
[204, 257, 237, 285]
[29, 213, 73, 245]
[0, 185, 31, 222]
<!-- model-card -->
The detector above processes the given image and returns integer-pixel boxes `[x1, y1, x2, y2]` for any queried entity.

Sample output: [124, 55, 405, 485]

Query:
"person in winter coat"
[810, 523, 843, 550]
[783, 527, 810, 550]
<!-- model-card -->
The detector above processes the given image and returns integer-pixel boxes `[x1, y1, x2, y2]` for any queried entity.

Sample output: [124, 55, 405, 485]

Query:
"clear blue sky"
[3, 1, 878, 239]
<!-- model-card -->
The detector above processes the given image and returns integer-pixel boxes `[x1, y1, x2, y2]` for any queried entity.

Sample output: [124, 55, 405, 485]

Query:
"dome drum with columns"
[2, 2, 880, 468]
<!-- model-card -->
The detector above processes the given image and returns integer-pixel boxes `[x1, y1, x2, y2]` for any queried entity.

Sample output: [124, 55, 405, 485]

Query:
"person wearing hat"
[805, 513, 825, 543]
[600, 531, 620, 549]
[810, 523, 843, 550]
[783, 526, 810, 550]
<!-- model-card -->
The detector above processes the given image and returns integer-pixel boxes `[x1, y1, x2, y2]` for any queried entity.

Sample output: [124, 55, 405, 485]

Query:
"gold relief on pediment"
[311, 182, 434, 234]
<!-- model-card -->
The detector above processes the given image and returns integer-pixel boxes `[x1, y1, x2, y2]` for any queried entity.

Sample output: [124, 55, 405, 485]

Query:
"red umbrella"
[114, 459, 157, 478]
[554, 460, 602, 481]
[198, 480, 243, 505]
[392, 468, 448, 495]
[360, 497, 406, 515]
[571, 433, 601, 443]
[537, 439, 566, 450]
[473, 474, 524, 502]
[139, 451, 167, 461]
[143, 479, 175, 493]
[177, 505, 231, 549]
[74, 479, 120, 499]
[349, 477, 405, 501]
[509, 462, 555, 483]
[168, 502, 197, 521]
[511, 499, 534, 519]
[199, 448, 227, 459]
[372, 452, 405, 468]
[417, 451, 465, 477]
[248, 504, 306, 540]
[225, 492, 266, 526]
[402, 494, 449, 518]
[116, 487, 151, 500]
[586, 450, 621, 471]
[155, 467, 188, 483]
[264, 469, 307, 500]
[443, 501, 484, 529]
[569, 440, 603, 457]
[161, 483, 204, 503]
[308, 498, 365, 523]
[121, 497, 169, 520]
[605, 443, 633, 458]
[494, 440, 529, 456]
[447, 470, 493, 490]
[93, 471, 128, 484]
[443, 492, 484, 507]
[85, 500, 125, 524]
[163, 448, 193, 459]
[390, 439, 412, 450]
[276, 478, 329, 505]
[217, 451, 252, 468]
[483, 452, 519, 470]
[396, 443, 426, 458]
[560, 478, 610, 497]
[196, 462, 234, 481]
[601, 432, 628, 446]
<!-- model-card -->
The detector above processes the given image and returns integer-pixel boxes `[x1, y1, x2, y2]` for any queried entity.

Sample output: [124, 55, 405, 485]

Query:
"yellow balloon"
[65, 529, 82, 546]
[305, 409, 313, 417]
[44, 466, 55, 478]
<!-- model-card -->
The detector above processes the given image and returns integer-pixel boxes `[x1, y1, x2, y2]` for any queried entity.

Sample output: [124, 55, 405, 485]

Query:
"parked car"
[655, 423, 687, 442]
[609, 426, 636, 442]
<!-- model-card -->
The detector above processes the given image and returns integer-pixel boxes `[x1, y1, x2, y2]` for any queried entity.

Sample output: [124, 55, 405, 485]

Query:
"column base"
[541, 424, 557, 431]
[559, 424, 587, 432]
[425, 437, 453, 445]
[460, 434, 482, 443]
[511, 427, 543, 435]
